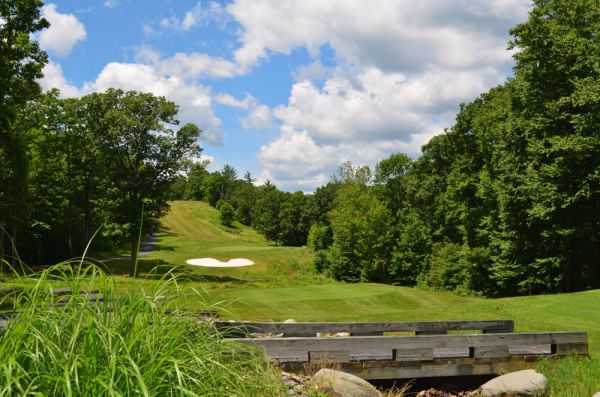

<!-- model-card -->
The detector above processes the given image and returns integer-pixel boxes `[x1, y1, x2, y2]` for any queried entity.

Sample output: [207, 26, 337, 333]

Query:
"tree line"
[3, 0, 599, 295]
[1, 0, 200, 276]
[313, 0, 600, 296]
[170, 0, 600, 296]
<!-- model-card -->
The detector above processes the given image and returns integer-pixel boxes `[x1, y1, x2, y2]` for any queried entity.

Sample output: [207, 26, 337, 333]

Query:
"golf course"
[105, 201, 599, 396]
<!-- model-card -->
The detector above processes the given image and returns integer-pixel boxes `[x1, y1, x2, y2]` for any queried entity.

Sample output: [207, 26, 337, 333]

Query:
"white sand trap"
[186, 257, 255, 268]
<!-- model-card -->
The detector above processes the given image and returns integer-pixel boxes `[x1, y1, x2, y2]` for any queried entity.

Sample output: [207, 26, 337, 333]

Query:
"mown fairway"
[144, 202, 600, 352]
[135, 201, 600, 395]
[5, 200, 595, 396]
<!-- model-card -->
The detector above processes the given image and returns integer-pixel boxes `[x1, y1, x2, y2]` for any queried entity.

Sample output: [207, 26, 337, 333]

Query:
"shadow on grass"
[98, 258, 248, 284]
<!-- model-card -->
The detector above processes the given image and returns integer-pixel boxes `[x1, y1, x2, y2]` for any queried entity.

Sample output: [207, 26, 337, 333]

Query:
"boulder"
[311, 368, 381, 397]
[592, 393, 600, 397]
[479, 369, 548, 396]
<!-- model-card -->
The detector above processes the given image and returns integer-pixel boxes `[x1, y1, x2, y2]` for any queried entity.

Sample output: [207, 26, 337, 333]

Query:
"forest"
[2, 0, 600, 296]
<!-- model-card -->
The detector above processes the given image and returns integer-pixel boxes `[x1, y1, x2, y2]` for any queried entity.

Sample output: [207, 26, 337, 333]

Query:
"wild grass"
[0, 263, 285, 396]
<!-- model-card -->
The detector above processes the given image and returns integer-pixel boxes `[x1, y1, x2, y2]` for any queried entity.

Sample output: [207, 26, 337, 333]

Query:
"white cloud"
[215, 93, 254, 109]
[242, 104, 272, 129]
[83, 62, 222, 144]
[157, 1, 229, 32]
[215, 93, 273, 130]
[156, 52, 240, 79]
[275, 66, 503, 145]
[39, 61, 82, 97]
[182, 3, 203, 31]
[38, 59, 223, 145]
[294, 61, 331, 83]
[230, 0, 531, 190]
[39, 4, 86, 57]
[227, 0, 528, 71]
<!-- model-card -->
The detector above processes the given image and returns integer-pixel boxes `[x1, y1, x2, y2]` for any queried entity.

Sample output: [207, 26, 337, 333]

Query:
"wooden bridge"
[215, 320, 588, 380]
[0, 288, 589, 380]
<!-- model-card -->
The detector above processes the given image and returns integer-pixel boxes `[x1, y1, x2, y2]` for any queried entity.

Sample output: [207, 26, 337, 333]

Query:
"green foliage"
[184, 162, 209, 200]
[5, 90, 200, 272]
[307, 224, 332, 251]
[217, 200, 235, 227]
[0, 265, 285, 396]
[0, 0, 48, 263]
[388, 210, 431, 286]
[322, 176, 393, 282]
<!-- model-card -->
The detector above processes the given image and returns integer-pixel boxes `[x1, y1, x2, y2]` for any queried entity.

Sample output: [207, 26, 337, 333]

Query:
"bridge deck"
[221, 321, 588, 380]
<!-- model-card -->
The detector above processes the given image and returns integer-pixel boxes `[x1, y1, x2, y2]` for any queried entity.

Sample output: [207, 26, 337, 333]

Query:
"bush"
[423, 243, 491, 295]
[307, 224, 332, 251]
[0, 264, 285, 396]
[217, 200, 235, 227]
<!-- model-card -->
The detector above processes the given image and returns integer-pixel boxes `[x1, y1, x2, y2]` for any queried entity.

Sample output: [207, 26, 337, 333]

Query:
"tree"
[323, 177, 393, 282]
[86, 89, 201, 276]
[0, 0, 48, 263]
[217, 201, 235, 227]
[505, 0, 600, 292]
[184, 162, 209, 200]
[375, 153, 412, 216]
[252, 183, 283, 242]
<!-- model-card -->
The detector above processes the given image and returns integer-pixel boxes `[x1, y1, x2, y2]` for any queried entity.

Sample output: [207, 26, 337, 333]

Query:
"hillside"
[146, 202, 600, 355]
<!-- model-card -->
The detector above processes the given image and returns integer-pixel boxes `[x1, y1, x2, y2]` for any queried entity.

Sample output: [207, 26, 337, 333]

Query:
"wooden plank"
[394, 348, 434, 362]
[434, 347, 470, 358]
[215, 320, 515, 336]
[416, 329, 447, 335]
[230, 332, 587, 363]
[510, 345, 551, 355]
[280, 356, 538, 380]
[309, 351, 351, 363]
[473, 345, 510, 359]
[350, 351, 393, 361]
[553, 342, 588, 355]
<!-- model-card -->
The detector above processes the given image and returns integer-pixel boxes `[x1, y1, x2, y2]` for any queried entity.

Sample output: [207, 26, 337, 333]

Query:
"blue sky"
[38, 0, 531, 191]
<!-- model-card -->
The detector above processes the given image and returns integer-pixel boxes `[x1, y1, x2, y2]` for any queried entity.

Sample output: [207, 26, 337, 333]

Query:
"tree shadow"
[99, 258, 247, 284]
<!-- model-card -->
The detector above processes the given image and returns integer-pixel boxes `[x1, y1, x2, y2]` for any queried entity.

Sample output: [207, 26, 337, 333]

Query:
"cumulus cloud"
[215, 93, 254, 109]
[39, 59, 223, 145]
[242, 104, 272, 129]
[215, 93, 273, 130]
[39, 4, 86, 57]
[275, 66, 503, 145]
[227, 0, 528, 71]
[83, 62, 222, 144]
[158, 1, 229, 32]
[39, 61, 82, 97]
[224, 0, 530, 190]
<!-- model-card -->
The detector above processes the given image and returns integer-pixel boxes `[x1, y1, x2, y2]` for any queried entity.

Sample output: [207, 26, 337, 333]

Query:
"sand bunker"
[186, 258, 255, 268]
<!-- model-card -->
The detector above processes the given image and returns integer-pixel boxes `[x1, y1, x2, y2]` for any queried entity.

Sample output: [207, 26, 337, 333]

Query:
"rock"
[311, 368, 381, 397]
[283, 319, 297, 323]
[592, 393, 600, 397]
[479, 369, 548, 397]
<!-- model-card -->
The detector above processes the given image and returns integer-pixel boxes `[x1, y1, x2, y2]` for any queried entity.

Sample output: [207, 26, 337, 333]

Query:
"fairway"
[145, 202, 600, 357]
[140, 201, 315, 283]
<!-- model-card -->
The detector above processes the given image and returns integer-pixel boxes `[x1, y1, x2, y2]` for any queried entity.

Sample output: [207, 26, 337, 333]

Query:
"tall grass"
[0, 263, 285, 396]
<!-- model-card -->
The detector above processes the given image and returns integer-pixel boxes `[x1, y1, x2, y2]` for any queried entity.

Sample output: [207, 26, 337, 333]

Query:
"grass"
[0, 264, 285, 396]
[2, 200, 600, 396]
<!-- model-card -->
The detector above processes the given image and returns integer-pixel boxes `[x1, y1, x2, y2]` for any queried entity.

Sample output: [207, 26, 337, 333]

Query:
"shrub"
[217, 200, 235, 227]
[0, 264, 285, 396]
[307, 224, 332, 251]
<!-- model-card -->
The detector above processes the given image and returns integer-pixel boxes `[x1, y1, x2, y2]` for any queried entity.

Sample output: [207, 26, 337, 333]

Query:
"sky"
[37, 0, 532, 192]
